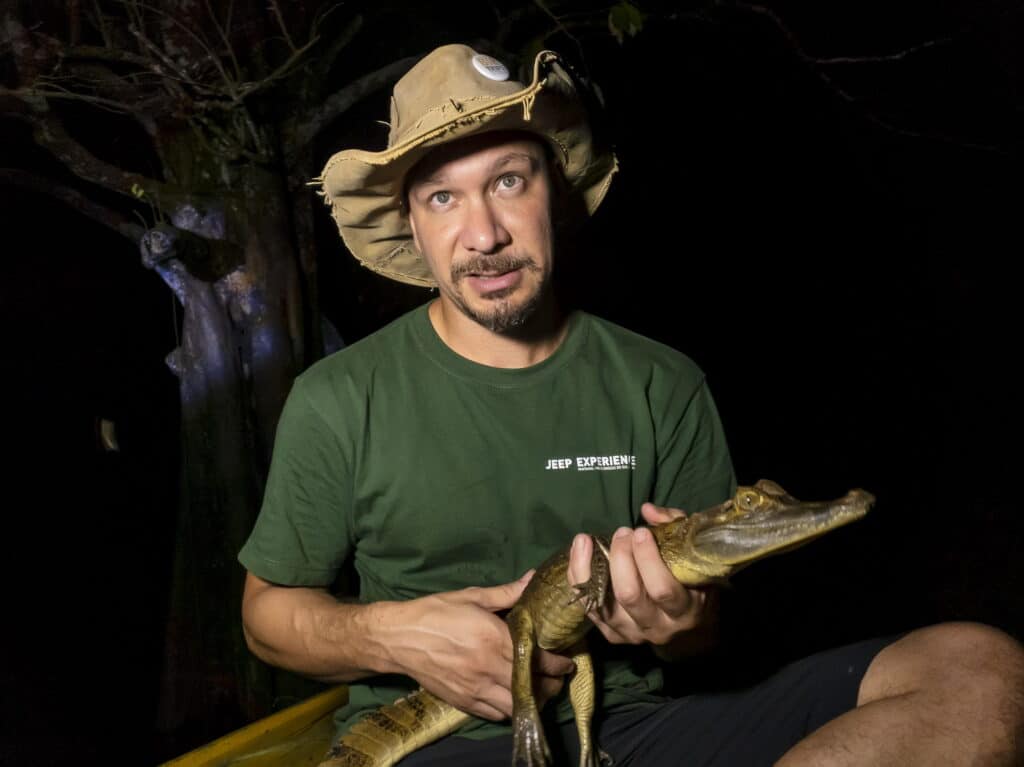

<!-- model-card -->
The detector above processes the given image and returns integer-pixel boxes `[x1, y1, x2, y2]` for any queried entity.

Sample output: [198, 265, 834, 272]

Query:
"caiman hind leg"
[509, 605, 552, 767]
[564, 537, 613, 767]
[567, 642, 613, 767]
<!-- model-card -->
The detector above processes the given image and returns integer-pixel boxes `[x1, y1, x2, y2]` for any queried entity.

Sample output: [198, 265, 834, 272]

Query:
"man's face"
[405, 132, 556, 333]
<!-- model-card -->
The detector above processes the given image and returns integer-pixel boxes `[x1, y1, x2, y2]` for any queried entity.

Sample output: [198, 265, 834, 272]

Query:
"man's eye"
[498, 174, 522, 190]
[431, 191, 451, 205]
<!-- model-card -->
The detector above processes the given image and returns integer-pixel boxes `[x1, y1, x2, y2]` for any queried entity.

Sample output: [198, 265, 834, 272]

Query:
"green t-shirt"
[239, 303, 735, 740]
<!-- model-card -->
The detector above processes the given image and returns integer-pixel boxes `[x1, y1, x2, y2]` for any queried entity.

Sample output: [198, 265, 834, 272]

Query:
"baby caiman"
[320, 479, 875, 767]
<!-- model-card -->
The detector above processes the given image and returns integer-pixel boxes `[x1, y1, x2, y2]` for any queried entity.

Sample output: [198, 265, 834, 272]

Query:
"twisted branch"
[0, 167, 145, 242]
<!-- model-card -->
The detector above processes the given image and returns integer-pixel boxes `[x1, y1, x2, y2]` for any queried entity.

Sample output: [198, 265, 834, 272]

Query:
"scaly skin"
[320, 480, 874, 767]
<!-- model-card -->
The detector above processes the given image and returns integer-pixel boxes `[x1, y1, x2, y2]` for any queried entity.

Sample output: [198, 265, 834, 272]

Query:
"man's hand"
[386, 571, 575, 721]
[567, 503, 713, 649]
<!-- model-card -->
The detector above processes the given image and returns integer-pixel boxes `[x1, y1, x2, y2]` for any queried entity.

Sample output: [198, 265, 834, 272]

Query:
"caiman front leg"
[567, 535, 611, 614]
[509, 605, 551, 767]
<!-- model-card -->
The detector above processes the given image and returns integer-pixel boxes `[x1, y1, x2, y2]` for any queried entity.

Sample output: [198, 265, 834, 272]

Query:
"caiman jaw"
[667, 482, 875, 581]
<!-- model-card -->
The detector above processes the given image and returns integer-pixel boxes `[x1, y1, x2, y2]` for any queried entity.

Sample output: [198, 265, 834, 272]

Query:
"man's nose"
[459, 198, 511, 253]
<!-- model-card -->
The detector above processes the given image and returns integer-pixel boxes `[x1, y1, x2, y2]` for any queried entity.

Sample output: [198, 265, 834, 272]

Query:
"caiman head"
[651, 480, 875, 585]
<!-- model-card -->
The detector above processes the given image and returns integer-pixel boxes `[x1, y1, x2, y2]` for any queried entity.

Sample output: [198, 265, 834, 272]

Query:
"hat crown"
[389, 45, 523, 148]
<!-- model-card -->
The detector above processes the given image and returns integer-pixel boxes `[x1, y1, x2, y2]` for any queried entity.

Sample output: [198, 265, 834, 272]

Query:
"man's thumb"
[463, 570, 534, 611]
[641, 502, 686, 525]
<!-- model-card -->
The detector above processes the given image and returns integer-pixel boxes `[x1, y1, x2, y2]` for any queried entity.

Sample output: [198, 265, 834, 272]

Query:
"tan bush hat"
[317, 44, 618, 286]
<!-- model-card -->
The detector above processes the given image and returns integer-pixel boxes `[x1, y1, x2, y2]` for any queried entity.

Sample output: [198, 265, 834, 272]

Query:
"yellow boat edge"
[159, 685, 348, 767]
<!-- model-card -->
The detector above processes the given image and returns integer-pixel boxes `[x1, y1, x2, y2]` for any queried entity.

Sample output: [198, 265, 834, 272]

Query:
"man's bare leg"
[777, 622, 1024, 766]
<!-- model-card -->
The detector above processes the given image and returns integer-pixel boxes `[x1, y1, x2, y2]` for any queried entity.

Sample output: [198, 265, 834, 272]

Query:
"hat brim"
[318, 51, 617, 287]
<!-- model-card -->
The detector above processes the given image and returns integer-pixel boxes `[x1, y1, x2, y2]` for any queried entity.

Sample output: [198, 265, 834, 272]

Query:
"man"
[240, 45, 1024, 765]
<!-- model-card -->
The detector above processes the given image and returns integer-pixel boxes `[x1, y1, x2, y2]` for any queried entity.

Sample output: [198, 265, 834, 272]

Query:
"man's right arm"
[241, 570, 573, 721]
[241, 571, 394, 684]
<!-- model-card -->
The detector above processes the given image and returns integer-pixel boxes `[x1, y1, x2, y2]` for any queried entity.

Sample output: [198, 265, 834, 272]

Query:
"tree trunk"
[146, 136, 311, 739]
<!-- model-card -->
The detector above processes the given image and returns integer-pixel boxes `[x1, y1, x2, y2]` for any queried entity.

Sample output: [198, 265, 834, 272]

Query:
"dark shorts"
[398, 635, 898, 766]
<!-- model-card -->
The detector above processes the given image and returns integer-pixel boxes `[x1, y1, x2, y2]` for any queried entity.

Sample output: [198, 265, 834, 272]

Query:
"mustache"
[450, 253, 540, 281]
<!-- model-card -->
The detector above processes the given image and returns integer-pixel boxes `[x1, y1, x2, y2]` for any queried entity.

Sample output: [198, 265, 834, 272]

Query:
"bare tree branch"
[223, 0, 236, 45]
[292, 55, 419, 148]
[189, 112, 264, 162]
[532, 0, 580, 44]
[728, 1, 1008, 154]
[128, 0, 238, 98]
[812, 36, 956, 66]
[63, 43, 153, 68]
[233, 35, 320, 103]
[68, 0, 82, 46]
[127, 22, 221, 100]
[88, 0, 114, 48]
[267, 0, 297, 53]
[532, 0, 587, 64]
[202, 0, 243, 82]
[310, 3, 353, 48]
[25, 111, 167, 199]
[3, 17, 164, 135]
[3, 82, 137, 114]
[0, 167, 145, 242]
[290, 12, 361, 103]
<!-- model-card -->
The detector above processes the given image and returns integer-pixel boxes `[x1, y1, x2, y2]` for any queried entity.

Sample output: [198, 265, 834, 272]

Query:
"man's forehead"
[406, 131, 547, 187]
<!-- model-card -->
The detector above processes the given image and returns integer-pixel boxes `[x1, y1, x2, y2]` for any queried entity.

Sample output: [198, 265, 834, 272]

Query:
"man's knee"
[860, 621, 1024, 732]
[860, 622, 1023, 699]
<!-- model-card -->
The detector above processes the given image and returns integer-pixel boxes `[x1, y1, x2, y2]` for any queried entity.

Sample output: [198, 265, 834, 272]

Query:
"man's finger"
[589, 611, 634, 645]
[477, 683, 514, 720]
[632, 527, 691, 618]
[641, 502, 685, 525]
[607, 527, 648, 614]
[469, 700, 511, 722]
[458, 577, 529, 611]
[567, 533, 592, 587]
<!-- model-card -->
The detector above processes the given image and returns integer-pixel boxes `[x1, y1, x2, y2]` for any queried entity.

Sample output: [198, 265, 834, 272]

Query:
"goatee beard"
[462, 287, 545, 332]
[446, 253, 545, 333]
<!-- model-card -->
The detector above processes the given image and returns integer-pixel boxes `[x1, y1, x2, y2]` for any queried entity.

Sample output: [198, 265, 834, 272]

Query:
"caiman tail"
[320, 689, 470, 767]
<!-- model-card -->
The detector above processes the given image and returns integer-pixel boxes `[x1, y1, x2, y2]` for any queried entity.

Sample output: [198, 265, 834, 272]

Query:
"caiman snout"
[671, 481, 875, 578]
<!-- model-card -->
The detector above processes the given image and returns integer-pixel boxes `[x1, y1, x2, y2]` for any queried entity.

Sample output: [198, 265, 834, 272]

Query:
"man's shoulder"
[294, 304, 427, 397]
[579, 311, 705, 385]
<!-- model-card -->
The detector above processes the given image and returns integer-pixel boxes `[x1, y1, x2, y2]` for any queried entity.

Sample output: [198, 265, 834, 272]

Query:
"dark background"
[2, 2, 1021, 764]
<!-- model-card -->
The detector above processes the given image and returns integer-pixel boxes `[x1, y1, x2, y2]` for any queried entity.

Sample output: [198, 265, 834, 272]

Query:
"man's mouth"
[465, 268, 522, 294]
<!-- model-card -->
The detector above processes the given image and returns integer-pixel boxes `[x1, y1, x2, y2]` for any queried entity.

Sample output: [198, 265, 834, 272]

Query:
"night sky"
[2, 2, 1021, 764]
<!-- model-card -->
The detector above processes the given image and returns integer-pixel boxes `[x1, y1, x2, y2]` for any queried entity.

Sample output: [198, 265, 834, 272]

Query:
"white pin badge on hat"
[471, 54, 510, 82]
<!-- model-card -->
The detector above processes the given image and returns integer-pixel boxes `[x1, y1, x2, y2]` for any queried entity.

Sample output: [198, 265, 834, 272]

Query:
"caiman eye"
[743, 493, 757, 506]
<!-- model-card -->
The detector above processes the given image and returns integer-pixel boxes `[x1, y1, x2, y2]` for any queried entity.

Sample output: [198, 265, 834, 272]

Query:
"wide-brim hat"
[317, 44, 618, 287]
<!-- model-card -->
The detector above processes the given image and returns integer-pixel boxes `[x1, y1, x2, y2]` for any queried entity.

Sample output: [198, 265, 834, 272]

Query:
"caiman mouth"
[690, 489, 874, 566]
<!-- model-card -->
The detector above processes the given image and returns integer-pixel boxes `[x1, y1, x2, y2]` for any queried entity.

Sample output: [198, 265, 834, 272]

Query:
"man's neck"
[428, 297, 569, 369]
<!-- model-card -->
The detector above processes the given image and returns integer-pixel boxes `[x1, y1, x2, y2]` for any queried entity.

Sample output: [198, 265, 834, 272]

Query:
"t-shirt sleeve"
[651, 375, 736, 515]
[238, 377, 353, 587]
